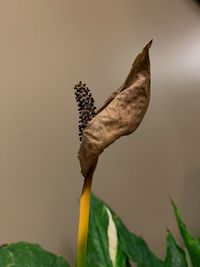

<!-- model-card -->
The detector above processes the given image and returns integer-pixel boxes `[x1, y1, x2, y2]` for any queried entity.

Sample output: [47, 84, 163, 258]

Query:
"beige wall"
[0, 0, 200, 265]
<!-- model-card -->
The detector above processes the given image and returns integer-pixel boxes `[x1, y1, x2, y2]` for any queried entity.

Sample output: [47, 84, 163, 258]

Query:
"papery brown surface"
[78, 41, 152, 178]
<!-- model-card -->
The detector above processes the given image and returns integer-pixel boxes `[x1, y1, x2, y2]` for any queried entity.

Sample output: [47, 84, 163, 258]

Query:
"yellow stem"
[76, 172, 93, 267]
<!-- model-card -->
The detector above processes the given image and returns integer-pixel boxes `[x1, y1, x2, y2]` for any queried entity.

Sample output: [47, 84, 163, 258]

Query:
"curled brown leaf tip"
[78, 41, 152, 178]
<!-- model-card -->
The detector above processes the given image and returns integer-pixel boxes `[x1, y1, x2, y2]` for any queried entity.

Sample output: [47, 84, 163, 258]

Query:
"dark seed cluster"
[74, 81, 96, 141]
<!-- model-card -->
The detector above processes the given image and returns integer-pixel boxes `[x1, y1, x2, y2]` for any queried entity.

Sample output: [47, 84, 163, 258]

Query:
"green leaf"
[0, 242, 70, 267]
[113, 214, 165, 267]
[86, 193, 113, 267]
[114, 243, 132, 267]
[184, 248, 194, 267]
[0, 244, 8, 250]
[172, 201, 200, 267]
[164, 231, 187, 267]
[87, 193, 130, 267]
[89, 194, 164, 267]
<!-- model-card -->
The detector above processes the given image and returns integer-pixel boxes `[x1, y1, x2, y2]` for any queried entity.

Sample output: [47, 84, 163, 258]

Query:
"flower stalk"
[76, 159, 97, 267]
[76, 175, 92, 267]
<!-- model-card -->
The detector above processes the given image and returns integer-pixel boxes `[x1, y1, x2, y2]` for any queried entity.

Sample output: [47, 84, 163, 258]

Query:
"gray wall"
[0, 0, 200, 265]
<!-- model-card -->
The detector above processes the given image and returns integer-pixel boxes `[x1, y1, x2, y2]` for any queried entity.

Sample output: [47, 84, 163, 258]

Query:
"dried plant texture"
[78, 40, 152, 178]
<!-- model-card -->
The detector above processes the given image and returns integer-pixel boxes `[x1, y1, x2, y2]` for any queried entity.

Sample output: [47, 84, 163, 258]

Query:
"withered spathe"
[78, 40, 152, 178]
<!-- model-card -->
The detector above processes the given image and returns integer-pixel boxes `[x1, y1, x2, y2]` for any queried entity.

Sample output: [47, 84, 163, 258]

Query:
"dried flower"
[78, 40, 152, 178]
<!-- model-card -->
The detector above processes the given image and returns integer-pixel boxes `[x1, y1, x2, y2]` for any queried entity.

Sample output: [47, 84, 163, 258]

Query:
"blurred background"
[0, 0, 200, 265]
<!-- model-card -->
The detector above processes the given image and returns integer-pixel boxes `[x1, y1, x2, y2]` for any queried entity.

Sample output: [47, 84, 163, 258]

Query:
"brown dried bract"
[78, 40, 152, 178]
